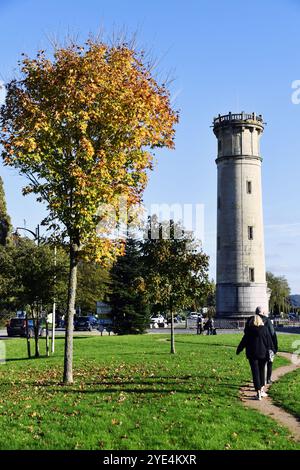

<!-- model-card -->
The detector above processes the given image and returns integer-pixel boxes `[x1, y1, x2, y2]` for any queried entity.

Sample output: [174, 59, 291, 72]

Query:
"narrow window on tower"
[217, 236, 220, 250]
[249, 268, 255, 282]
[246, 180, 252, 194]
[248, 226, 254, 240]
[218, 196, 221, 209]
[218, 140, 222, 153]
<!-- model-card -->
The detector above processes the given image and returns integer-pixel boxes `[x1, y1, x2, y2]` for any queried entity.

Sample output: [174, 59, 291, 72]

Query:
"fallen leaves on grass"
[117, 392, 127, 403]
[111, 419, 122, 426]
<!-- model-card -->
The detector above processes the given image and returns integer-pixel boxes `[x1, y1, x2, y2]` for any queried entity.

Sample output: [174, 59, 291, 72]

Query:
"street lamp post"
[52, 245, 57, 353]
[14, 224, 58, 354]
[13, 224, 40, 358]
[15, 224, 40, 245]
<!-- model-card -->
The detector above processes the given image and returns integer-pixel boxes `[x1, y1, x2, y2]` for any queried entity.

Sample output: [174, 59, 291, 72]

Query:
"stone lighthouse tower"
[213, 112, 268, 319]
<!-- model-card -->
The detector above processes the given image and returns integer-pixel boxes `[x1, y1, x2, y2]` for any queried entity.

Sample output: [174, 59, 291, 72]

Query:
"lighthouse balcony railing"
[213, 112, 263, 124]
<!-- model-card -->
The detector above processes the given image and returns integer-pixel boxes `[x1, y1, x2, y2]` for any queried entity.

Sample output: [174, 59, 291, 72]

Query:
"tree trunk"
[25, 316, 31, 359]
[34, 305, 40, 358]
[46, 320, 49, 357]
[170, 300, 175, 354]
[63, 244, 78, 384]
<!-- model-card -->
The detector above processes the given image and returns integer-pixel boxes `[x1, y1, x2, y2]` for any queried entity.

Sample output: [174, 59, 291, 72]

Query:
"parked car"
[187, 312, 203, 320]
[7, 318, 45, 337]
[150, 315, 167, 328]
[166, 314, 182, 324]
[74, 315, 99, 331]
[174, 315, 182, 323]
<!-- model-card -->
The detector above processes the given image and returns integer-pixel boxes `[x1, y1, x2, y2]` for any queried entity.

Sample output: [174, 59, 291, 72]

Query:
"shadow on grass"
[31, 373, 240, 399]
[5, 357, 35, 362]
[54, 336, 96, 340]
[174, 339, 238, 349]
[5, 354, 55, 362]
[83, 379, 240, 391]
[39, 384, 239, 398]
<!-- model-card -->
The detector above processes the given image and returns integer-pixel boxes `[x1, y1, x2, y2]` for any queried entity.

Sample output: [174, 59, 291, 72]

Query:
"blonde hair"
[251, 315, 264, 327]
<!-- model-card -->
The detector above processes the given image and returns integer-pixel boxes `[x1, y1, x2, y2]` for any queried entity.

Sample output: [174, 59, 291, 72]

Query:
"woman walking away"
[236, 314, 273, 400]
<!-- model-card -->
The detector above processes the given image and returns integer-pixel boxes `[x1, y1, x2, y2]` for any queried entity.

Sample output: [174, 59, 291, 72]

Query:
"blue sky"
[0, 0, 300, 293]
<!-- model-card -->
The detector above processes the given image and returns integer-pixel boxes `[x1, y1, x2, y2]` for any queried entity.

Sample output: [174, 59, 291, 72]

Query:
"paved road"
[274, 326, 300, 334]
[0, 329, 112, 340]
[1, 326, 299, 340]
[0, 327, 240, 338]
[146, 327, 242, 335]
[0, 327, 243, 339]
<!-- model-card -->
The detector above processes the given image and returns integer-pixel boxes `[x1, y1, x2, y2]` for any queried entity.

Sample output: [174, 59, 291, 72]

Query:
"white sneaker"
[261, 391, 268, 398]
[255, 391, 262, 400]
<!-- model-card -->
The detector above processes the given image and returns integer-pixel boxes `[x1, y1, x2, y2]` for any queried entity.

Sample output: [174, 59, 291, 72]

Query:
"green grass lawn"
[269, 368, 300, 418]
[0, 332, 299, 450]
[266, 334, 300, 419]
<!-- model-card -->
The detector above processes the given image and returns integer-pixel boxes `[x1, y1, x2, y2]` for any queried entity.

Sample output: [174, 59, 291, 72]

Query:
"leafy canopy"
[0, 40, 178, 262]
[266, 271, 291, 313]
[0, 176, 11, 245]
[142, 217, 210, 313]
[110, 236, 150, 334]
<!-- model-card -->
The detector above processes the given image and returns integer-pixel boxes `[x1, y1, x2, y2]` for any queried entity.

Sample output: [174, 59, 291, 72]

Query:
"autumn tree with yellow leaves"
[0, 39, 178, 383]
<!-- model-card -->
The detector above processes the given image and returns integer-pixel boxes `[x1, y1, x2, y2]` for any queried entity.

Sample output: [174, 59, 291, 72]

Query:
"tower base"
[216, 282, 269, 319]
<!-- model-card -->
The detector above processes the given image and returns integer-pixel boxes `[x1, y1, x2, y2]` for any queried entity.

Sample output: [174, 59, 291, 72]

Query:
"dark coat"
[236, 324, 274, 360]
[244, 315, 278, 353]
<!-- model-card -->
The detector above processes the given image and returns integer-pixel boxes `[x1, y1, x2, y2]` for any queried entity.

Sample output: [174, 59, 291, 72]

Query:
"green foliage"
[0, 238, 69, 315]
[110, 237, 150, 334]
[77, 261, 111, 314]
[0, 176, 11, 245]
[0, 40, 178, 262]
[0, 244, 17, 312]
[0, 238, 111, 322]
[13, 239, 68, 309]
[267, 271, 291, 315]
[205, 280, 216, 312]
[142, 217, 210, 314]
[109, 220, 212, 336]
